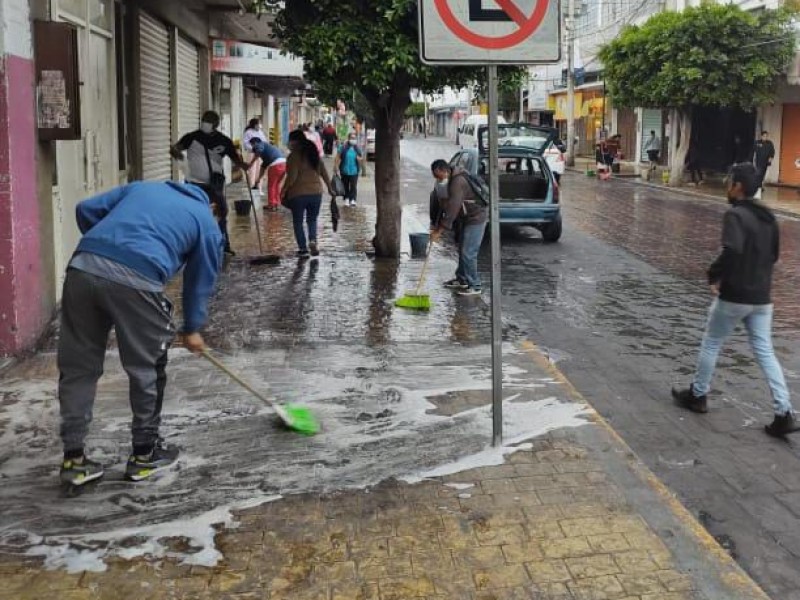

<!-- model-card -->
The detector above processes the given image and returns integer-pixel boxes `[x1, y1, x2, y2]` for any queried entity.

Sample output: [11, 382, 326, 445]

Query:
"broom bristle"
[395, 293, 431, 310]
[281, 404, 320, 435]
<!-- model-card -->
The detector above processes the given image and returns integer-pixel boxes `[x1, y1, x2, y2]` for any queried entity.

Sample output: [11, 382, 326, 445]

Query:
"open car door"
[478, 123, 559, 156]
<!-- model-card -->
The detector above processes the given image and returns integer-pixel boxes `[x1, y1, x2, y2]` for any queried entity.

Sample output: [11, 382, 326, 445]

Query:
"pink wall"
[0, 54, 46, 355]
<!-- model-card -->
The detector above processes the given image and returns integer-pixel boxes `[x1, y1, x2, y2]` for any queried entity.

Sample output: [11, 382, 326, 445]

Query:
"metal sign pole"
[418, 0, 561, 447]
[487, 65, 503, 447]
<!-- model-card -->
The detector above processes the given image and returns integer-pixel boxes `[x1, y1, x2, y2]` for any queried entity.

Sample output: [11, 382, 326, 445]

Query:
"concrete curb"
[518, 338, 771, 600]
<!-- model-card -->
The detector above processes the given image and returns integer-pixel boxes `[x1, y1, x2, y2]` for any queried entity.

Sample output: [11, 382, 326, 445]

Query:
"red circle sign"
[434, 0, 550, 50]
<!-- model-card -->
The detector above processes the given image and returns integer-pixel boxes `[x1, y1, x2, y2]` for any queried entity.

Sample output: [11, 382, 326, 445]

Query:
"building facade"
[0, 0, 304, 356]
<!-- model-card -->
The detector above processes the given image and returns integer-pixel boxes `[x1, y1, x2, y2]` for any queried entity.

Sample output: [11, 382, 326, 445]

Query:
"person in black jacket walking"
[673, 163, 798, 437]
[753, 131, 775, 195]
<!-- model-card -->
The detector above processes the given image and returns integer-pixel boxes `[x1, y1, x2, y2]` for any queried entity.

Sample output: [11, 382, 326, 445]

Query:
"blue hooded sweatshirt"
[250, 138, 285, 166]
[75, 181, 223, 333]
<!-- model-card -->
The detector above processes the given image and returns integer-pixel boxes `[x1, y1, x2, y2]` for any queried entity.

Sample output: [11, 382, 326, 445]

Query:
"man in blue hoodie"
[58, 181, 223, 486]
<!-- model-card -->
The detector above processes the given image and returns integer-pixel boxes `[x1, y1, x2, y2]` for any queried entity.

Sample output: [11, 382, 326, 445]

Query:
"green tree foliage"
[600, 5, 795, 110]
[599, 4, 796, 184]
[265, 0, 522, 257]
[406, 102, 426, 119]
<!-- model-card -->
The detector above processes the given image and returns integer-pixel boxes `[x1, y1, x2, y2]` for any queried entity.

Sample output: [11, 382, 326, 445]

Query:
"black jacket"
[753, 140, 775, 168]
[708, 200, 779, 305]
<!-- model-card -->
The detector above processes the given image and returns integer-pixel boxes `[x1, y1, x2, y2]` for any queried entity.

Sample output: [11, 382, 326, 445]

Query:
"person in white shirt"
[243, 118, 268, 193]
[644, 130, 661, 181]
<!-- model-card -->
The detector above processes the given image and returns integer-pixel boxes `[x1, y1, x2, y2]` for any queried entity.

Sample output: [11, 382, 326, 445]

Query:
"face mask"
[200, 122, 214, 134]
[348, 139, 356, 145]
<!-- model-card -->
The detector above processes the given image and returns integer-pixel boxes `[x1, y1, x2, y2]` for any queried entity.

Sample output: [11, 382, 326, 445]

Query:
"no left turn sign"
[419, 0, 561, 64]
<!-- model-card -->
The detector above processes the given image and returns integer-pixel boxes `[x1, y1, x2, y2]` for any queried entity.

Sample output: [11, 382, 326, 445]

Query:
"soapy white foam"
[401, 397, 589, 484]
[444, 483, 475, 490]
[23, 494, 281, 573]
[1, 342, 590, 572]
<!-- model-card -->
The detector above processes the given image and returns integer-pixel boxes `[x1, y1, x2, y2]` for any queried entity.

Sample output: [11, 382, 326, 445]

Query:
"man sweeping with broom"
[430, 159, 488, 297]
[57, 181, 224, 486]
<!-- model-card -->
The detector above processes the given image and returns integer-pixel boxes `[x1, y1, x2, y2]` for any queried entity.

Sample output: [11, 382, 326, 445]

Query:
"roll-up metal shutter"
[176, 35, 200, 139]
[139, 12, 172, 181]
[641, 109, 663, 158]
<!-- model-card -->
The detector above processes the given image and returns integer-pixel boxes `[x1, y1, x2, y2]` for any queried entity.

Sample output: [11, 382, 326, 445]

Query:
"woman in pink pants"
[249, 138, 287, 211]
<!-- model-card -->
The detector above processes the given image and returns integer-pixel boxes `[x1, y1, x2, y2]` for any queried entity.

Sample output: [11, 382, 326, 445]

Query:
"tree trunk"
[370, 86, 411, 258]
[669, 108, 692, 187]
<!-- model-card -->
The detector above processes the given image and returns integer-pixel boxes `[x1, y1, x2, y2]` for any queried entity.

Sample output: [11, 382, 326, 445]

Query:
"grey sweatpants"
[58, 269, 175, 455]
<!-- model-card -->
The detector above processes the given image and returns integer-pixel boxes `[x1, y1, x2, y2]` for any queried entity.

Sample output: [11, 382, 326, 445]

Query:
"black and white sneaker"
[444, 279, 468, 290]
[297, 250, 311, 259]
[458, 287, 482, 297]
[60, 456, 104, 486]
[125, 442, 180, 482]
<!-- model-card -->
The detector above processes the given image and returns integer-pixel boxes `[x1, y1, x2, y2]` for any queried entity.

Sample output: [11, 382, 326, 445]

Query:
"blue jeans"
[289, 194, 322, 251]
[693, 299, 792, 415]
[455, 222, 486, 289]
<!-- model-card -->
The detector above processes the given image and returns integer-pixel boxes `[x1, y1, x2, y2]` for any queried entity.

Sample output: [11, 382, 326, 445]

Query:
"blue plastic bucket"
[409, 232, 430, 258]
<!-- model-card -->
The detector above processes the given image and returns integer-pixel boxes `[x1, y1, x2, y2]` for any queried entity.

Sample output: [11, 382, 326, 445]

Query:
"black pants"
[342, 174, 359, 202]
[197, 182, 230, 250]
[689, 168, 703, 184]
[58, 269, 175, 456]
[756, 164, 769, 190]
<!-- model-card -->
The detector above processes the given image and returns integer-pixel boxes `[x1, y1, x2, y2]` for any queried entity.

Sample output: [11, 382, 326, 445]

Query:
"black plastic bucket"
[409, 232, 430, 258]
[234, 200, 252, 217]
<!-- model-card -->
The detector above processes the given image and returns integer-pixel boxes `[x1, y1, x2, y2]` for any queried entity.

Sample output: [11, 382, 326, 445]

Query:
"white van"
[458, 114, 507, 150]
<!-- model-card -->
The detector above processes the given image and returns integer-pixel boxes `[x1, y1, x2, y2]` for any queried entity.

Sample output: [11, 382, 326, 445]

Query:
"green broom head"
[394, 293, 432, 311]
[279, 404, 321, 435]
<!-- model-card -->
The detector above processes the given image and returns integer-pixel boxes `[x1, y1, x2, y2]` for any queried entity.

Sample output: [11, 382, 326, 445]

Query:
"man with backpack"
[430, 160, 488, 297]
[334, 133, 364, 207]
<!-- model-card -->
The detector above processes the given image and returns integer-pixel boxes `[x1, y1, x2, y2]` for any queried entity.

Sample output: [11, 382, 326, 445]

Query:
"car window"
[480, 125, 555, 153]
[463, 154, 475, 173]
[495, 156, 547, 177]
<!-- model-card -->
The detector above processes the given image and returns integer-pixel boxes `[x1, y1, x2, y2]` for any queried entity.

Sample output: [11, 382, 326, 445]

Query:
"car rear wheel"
[541, 217, 562, 243]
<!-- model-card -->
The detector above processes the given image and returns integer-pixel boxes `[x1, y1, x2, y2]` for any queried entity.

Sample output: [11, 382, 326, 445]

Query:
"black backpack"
[454, 171, 490, 207]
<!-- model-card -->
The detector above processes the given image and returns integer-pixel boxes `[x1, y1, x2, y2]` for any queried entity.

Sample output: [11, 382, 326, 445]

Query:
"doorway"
[780, 104, 800, 186]
[51, 0, 118, 295]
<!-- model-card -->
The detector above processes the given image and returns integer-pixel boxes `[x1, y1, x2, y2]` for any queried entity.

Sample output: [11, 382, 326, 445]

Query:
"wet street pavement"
[0, 144, 788, 599]
[403, 136, 800, 598]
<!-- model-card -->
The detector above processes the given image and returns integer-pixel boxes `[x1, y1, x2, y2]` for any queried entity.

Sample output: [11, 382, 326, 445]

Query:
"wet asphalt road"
[403, 137, 800, 599]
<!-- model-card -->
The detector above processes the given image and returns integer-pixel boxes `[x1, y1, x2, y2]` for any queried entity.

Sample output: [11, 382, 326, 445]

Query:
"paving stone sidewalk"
[0, 169, 770, 599]
[569, 156, 800, 218]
